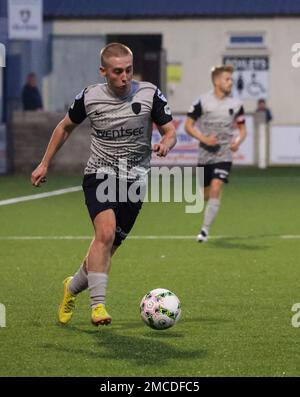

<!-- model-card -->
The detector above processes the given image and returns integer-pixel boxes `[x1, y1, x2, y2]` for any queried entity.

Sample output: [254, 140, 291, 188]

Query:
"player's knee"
[210, 181, 223, 198]
[95, 227, 115, 246]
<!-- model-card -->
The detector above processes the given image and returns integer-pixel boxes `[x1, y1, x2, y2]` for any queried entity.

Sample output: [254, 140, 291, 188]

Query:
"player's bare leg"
[197, 179, 224, 242]
[58, 210, 117, 325]
[204, 186, 210, 202]
[87, 209, 116, 325]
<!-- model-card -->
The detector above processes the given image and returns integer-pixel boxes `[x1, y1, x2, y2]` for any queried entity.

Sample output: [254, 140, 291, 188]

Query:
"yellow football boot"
[91, 303, 112, 326]
[58, 277, 76, 324]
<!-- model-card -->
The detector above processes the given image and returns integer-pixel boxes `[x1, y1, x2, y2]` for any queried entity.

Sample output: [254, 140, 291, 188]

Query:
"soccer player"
[184, 65, 246, 242]
[31, 43, 176, 325]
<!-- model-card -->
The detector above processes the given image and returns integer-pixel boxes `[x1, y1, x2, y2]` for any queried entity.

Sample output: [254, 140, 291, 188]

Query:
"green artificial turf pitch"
[0, 168, 300, 376]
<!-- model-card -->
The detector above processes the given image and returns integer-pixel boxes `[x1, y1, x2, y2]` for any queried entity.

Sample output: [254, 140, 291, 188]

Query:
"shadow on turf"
[56, 315, 229, 333]
[208, 236, 272, 251]
[44, 324, 207, 366]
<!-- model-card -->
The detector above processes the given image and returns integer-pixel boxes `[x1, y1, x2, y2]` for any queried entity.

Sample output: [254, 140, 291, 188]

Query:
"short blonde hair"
[211, 65, 234, 83]
[100, 42, 133, 67]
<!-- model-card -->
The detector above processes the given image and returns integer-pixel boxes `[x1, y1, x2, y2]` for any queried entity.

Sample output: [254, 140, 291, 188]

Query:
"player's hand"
[31, 163, 48, 187]
[230, 141, 240, 152]
[152, 143, 170, 157]
[203, 134, 219, 146]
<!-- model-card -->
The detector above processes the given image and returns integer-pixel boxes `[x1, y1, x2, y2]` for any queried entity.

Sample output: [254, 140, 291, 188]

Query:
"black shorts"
[198, 162, 232, 187]
[82, 174, 144, 246]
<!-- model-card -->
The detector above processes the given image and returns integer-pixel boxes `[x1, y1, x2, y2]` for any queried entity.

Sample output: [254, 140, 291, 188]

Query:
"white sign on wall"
[223, 56, 269, 100]
[270, 126, 300, 165]
[8, 0, 43, 40]
[151, 114, 255, 166]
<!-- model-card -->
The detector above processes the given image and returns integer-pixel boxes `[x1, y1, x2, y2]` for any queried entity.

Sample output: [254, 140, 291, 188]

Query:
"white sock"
[87, 272, 108, 308]
[69, 263, 88, 295]
[203, 198, 220, 233]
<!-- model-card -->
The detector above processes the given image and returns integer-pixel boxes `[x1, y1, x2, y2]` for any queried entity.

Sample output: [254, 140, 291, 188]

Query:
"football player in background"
[185, 65, 246, 242]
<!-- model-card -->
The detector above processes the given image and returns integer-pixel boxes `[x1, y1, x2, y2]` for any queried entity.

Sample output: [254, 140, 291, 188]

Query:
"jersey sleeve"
[68, 89, 87, 124]
[151, 88, 173, 126]
[187, 99, 202, 121]
[235, 105, 245, 124]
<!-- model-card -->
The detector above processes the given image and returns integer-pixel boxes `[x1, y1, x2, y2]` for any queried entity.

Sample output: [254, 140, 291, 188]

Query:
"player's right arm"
[31, 89, 87, 187]
[184, 99, 218, 146]
[31, 114, 78, 187]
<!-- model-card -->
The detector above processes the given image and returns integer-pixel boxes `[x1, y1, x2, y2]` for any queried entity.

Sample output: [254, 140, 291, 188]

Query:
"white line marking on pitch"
[0, 186, 82, 206]
[0, 235, 300, 241]
[281, 235, 300, 239]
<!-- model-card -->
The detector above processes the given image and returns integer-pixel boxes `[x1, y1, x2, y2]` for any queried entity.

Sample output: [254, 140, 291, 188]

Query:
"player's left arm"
[231, 105, 247, 152]
[151, 88, 176, 157]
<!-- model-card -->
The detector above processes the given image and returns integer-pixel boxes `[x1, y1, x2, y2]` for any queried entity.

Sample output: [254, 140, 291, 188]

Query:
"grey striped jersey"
[68, 80, 172, 179]
[187, 90, 245, 164]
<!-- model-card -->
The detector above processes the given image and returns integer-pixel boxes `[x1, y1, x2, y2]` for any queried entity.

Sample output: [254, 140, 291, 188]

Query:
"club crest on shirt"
[131, 102, 141, 115]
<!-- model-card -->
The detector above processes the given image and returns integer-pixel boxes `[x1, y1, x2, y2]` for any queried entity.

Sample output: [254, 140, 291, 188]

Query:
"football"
[140, 288, 181, 330]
